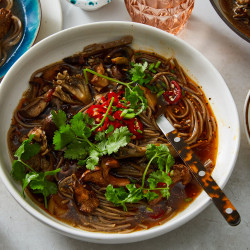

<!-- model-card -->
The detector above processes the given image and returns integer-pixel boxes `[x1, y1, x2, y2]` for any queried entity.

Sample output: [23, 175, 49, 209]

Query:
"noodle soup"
[8, 36, 218, 233]
[0, 0, 23, 67]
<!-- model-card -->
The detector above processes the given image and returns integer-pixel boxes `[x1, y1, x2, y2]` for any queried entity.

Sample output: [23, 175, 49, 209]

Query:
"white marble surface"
[0, 0, 249, 249]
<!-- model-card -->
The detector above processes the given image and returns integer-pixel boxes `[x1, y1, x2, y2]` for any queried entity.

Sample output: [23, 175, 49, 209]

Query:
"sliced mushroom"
[111, 57, 129, 65]
[110, 65, 124, 80]
[115, 143, 146, 159]
[48, 194, 69, 217]
[41, 114, 58, 141]
[52, 85, 78, 104]
[81, 167, 107, 186]
[18, 97, 48, 119]
[81, 158, 130, 187]
[236, 0, 249, 4]
[139, 86, 158, 112]
[102, 158, 130, 187]
[171, 164, 191, 186]
[82, 35, 133, 57]
[27, 127, 48, 154]
[91, 63, 109, 91]
[54, 70, 92, 104]
[42, 64, 63, 81]
[73, 177, 99, 214]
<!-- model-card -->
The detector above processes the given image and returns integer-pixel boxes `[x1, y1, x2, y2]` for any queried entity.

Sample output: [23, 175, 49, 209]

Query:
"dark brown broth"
[219, 0, 250, 37]
[7, 47, 218, 232]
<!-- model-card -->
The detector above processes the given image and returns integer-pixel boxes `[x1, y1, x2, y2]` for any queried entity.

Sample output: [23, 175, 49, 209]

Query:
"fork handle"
[167, 130, 241, 226]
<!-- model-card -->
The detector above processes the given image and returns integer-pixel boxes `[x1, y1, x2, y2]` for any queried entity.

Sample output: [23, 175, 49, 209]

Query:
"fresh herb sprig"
[129, 61, 152, 85]
[105, 144, 175, 210]
[11, 135, 60, 208]
[129, 61, 166, 94]
[52, 106, 132, 170]
[83, 68, 147, 118]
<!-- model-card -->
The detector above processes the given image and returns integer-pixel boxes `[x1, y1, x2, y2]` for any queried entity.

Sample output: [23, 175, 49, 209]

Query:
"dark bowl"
[209, 0, 250, 43]
[0, 0, 41, 78]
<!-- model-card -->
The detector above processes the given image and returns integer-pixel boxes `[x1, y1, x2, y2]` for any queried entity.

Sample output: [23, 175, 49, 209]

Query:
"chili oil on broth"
[7, 38, 218, 233]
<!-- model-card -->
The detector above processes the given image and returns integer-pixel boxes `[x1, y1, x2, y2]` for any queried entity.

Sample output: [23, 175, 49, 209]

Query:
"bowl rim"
[0, 21, 241, 243]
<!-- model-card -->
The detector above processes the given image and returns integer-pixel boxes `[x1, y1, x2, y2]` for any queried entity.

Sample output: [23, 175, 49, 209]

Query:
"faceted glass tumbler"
[124, 0, 195, 35]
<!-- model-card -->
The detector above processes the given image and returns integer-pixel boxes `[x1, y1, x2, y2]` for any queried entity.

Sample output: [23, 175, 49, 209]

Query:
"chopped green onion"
[170, 170, 174, 177]
[146, 207, 153, 212]
[155, 61, 161, 69]
[120, 109, 128, 117]
[149, 63, 155, 71]
[123, 113, 136, 119]
[137, 129, 143, 134]
[185, 197, 193, 202]
[157, 90, 165, 97]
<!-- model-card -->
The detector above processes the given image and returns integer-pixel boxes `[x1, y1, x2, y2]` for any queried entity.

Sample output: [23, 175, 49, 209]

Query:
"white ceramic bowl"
[0, 22, 240, 244]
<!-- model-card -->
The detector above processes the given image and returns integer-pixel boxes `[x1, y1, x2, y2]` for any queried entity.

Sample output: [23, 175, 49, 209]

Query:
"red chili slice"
[113, 110, 123, 120]
[86, 91, 144, 138]
[163, 80, 182, 104]
[157, 182, 167, 188]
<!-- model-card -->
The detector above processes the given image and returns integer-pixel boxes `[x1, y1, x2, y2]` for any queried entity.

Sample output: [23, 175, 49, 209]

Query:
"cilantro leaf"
[11, 135, 40, 180]
[143, 191, 159, 202]
[146, 144, 175, 172]
[105, 184, 159, 210]
[86, 155, 99, 170]
[129, 62, 150, 85]
[51, 110, 67, 128]
[95, 131, 106, 142]
[64, 140, 89, 160]
[53, 125, 75, 150]
[11, 134, 61, 208]
[106, 126, 132, 155]
[147, 170, 172, 198]
[23, 169, 60, 208]
[22, 172, 39, 194]
[124, 85, 147, 117]
[11, 160, 26, 181]
[105, 125, 114, 134]
[105, 144, 175, 210]
[14, 135, 41, 161]
[84, 127, 132, 170]
[70, 112, 92, 138]
[105, 184, 144, 211]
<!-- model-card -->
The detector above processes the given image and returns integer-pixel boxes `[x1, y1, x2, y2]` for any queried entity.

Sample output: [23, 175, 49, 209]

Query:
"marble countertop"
[0, 0, 249, 249]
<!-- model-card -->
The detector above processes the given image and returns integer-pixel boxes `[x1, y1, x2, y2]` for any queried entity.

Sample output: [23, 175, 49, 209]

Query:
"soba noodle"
[7, 37, 218, 233]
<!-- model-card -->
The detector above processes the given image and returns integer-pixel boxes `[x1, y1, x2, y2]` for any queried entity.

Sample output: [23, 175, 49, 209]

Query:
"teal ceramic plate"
[0, 0, 41, 78]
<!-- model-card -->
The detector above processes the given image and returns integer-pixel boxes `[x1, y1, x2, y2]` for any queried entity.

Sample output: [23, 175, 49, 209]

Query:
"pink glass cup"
[124, 0, 195, 35]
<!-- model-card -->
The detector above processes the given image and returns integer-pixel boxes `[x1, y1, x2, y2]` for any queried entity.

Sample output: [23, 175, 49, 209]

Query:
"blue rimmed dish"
[0, 0, 41, 79]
